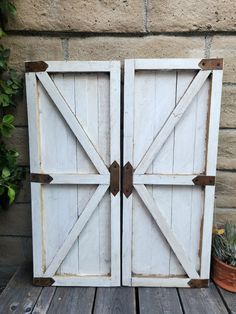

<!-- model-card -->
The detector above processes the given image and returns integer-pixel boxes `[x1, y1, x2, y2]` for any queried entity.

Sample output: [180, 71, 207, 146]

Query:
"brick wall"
[0, 0, 235, 283]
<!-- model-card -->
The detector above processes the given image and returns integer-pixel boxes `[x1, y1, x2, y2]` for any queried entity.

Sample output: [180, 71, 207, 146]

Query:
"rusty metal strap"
[33, 277, 55, 286]
[123, 162, 133, 198]
[109, 161, 120, 196]
[199, 58, 223, 70]
[30, 173, 53, 184]
[188, 279, 209, 288]
[25, 61, 48, 72]
[192, 175, 215, 186]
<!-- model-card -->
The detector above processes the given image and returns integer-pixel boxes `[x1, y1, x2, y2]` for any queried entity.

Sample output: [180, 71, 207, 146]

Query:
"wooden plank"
[0, 264, 42, 314]
[190, 78, 209, 272]
[179, 282, 228, 314]
[75, 73, 102, 277]
[32, 287, 56, 314]
[74, 73, 111, 279]
[218, 287, 236, 313]
[132, 278, 190, 287]
[25, 72, 43, 277]
[139, 288, 183, 313]
[47, 287, 95, 314]
[200, 70, 223, 278]
[110, 62, 121, 285]
[134, 184, 199, 279]
[150, 71, 176, 277]
[25, 73, 41, 173]
[53, 276, 112, 286]
[122, 59, 135, 286]
[135, 70, 211, 175]
[134, 58, 203, 70]
[170, 71, 198, 275]
[36, 72, 109, 175]
[133, 174, 197, 185]
[94, 288, 136, 314]
[132, 70, 156, 278]
[43, 73, 78, 276]
[44, 184, 108, 277]
[44, 174, 110, 184]
[45, 60, 114, 72]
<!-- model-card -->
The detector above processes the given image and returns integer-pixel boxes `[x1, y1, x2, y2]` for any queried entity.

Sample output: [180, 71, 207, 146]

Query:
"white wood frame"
[123, 58, 223, 287]
[26, 61, 121, 286]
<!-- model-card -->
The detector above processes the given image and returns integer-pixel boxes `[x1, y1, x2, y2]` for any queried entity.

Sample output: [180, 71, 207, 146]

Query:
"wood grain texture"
[26, 62, 121, 285]
[122, 59, 135, 286]
[218, 287, 236, 314]
[123, 59, 222, 286]
[47, 287, 95, 314]
[139, 288, 183, 314]
[0, 263, 42, 314]
[178, 282, 228, 314]
[32, 287, 56, 314]
[94, 288, 136, 314]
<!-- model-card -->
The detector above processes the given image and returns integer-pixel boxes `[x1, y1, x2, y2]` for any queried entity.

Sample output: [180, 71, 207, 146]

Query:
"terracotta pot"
[211, 255, 236, 292]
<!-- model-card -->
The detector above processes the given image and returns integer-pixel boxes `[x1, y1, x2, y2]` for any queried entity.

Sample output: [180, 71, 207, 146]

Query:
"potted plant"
[211, 222, 236, 292]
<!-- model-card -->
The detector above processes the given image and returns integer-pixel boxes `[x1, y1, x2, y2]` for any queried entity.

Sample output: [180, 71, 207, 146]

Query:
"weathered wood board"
[123, 59, 223, 287]
[25, 61, 121, 286]
[26, 59, 223, 287]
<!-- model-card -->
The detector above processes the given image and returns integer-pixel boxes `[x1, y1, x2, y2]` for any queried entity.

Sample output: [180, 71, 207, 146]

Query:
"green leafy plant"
[0, 1, 25, 210]
[212, 222, 236, 267]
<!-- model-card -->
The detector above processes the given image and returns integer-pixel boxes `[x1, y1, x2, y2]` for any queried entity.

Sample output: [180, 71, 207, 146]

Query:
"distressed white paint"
[123, 59, 223, 287]
[27, 58, 223, 287]
[26, 61, 121, 286]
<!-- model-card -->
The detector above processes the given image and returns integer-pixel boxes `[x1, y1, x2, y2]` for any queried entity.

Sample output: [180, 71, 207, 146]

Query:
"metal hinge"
[30, 173, 53, 184]
[188, 279, 209, 288]
[25, 61, 48, 72]
[123, 162, 133, 198]
[198, 58, 223, 70]
[109, 161, 120, 196]
[33, 277, 55, 286]
[192, 175, 215, 186]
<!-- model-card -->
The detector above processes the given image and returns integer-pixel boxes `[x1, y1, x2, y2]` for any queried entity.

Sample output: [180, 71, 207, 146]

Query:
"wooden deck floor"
[0, 264, 235, 313]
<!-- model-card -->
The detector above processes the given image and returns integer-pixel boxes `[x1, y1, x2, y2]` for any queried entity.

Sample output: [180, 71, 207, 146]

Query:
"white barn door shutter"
[26, 61, 120, 286]
[123, 59, 223, 287]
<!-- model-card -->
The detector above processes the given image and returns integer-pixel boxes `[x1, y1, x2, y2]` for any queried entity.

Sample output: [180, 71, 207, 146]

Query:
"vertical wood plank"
[132, 71, 156, 276]
[94, 288, 136, 314]
[201, 70, 223, 278]
[98, 74, 112, 277]
[52, 74, 79, 275]
[122, 60, 135, 286]
[170, 71, 197, 275]
[110, 62, 121, 285]
[40, 74, 77, 274]
[190, 79, 209, 272]
[25, 73, 43, 277]
[151, 71, 177, 276]
[76, 74, 100, 276]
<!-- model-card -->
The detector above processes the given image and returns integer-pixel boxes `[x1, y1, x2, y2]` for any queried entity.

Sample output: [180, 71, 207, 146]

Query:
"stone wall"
[0, 0, 235, 283]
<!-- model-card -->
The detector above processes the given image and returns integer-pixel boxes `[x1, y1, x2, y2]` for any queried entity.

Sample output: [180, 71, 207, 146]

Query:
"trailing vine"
[0, 0, 25, 210]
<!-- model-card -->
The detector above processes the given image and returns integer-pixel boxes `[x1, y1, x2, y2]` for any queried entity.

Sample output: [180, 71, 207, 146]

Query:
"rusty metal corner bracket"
[30, 173, 53, 184]
[192, 175, 215, 186]
[123, 162, 133, 198]
[199, 58, 223, 70]
[33, 277, 55, 287]
[25, 61, 48, 72]
[188, 279, 209, 288]
[109, 161, 120, 196]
